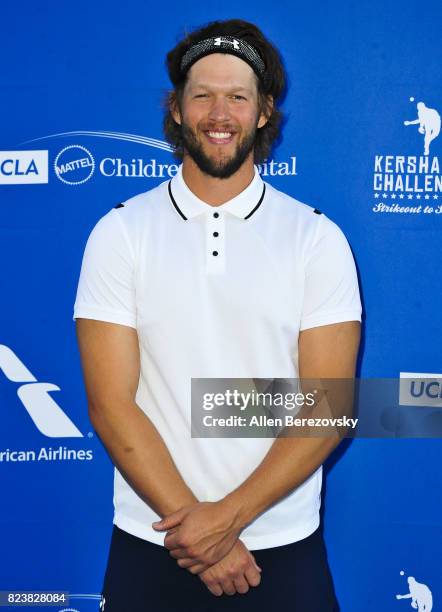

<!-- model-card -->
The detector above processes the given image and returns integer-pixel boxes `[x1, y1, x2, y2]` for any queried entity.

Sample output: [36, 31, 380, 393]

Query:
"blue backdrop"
[1, 1, 441, 610]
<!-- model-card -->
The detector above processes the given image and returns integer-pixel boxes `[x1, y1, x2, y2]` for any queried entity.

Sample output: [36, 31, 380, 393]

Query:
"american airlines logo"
[0, 344, 83, 438]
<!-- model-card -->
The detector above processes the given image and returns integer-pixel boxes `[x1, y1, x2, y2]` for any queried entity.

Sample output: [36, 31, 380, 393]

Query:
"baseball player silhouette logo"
[396, 572, 433, 611]
[404, 99, 441, 156]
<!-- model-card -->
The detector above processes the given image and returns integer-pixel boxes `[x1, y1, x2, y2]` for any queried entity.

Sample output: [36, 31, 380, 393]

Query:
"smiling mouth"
[204, 130, 236, 145]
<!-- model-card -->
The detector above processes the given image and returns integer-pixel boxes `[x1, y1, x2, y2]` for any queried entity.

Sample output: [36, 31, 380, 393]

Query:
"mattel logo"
[399, 372, 442, 407]
[0, 150, 48, 184]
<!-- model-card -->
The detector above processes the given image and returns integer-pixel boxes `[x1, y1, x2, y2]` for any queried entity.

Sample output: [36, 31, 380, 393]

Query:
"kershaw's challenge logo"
[373, 98, 441, 215]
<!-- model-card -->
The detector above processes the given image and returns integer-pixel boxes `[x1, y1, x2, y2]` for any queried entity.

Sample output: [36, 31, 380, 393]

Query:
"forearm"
[225, 321, 360, 530]
[224, 435, 340, 529]
[223, 380, 353, 527]
[154, 433, 341, 570]
[89, 398, 198, 516]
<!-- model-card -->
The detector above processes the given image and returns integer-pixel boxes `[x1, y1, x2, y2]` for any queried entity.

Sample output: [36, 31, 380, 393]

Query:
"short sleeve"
[73, 209, 137, 328]
[300, 215, 362, 331]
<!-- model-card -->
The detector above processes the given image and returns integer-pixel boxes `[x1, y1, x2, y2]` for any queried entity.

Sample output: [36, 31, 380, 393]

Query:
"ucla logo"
[0, 150, 48, 184]
[1, 158, 37, 175]
[54, 144, 95, 185]
[399, 372, 442, 407]
[410, 380, 442, 399]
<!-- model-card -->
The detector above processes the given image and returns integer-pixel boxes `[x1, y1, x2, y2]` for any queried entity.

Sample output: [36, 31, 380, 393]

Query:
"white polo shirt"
[73, 164, 361, 550]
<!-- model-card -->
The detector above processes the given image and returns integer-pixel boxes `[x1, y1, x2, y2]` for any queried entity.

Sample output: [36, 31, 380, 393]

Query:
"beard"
[180, 121, 257, 179]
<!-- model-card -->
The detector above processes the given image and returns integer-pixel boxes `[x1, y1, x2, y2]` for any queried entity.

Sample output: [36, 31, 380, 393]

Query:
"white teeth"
[207, 131, 232, 139]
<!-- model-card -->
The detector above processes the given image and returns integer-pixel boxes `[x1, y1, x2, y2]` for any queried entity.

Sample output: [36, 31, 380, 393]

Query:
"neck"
[181, 154, 255, 206]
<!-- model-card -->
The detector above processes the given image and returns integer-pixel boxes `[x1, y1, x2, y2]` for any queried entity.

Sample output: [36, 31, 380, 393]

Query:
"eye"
[194, 94, 209, 99]
[230, 95, 247, 101]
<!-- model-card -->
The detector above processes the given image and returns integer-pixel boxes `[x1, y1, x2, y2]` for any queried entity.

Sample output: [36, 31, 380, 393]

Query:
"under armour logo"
[214, 37, 240, 50]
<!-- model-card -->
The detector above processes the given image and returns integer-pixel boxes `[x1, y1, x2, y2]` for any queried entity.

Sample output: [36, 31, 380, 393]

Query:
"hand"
[198, 539, 262, 597]
[152, 500, 242, 572]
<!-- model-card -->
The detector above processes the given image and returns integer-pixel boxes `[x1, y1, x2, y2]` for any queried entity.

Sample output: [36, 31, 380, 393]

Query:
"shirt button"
[213, 212, 219, 218]
[212, 251, 219, 256]
[213, 232, 219, 237]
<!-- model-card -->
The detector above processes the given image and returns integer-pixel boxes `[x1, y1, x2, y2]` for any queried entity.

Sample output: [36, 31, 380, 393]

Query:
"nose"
[207, 96, 231, 123]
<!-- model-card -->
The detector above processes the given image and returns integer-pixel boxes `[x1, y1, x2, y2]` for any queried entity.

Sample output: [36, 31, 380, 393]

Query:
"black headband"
[180, 36, 266, 83]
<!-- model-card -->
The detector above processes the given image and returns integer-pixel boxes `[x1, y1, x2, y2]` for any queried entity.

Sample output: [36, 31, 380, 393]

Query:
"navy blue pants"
[101, 525, 340, 611]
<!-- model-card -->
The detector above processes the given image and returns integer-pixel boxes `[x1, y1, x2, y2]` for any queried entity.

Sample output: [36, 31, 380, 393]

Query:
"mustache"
[198, 124, 240, 133]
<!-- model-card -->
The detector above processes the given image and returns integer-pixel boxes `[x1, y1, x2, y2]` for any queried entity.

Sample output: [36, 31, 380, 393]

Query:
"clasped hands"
[152, 500, 261, 597]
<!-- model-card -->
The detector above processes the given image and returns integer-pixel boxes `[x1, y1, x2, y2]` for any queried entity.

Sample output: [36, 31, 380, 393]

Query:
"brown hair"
[163, 19, 287, 163]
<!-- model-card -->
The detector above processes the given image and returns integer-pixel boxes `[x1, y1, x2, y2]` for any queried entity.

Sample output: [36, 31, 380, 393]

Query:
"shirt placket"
[205, 210, 226, 274]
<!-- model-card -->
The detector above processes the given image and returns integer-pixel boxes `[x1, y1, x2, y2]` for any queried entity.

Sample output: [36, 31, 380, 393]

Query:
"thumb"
[152, 508, 186, 531]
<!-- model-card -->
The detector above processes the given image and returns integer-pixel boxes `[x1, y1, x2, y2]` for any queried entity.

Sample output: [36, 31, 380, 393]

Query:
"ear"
[169, 92, 182, 126]
[257, 95, 274, 129]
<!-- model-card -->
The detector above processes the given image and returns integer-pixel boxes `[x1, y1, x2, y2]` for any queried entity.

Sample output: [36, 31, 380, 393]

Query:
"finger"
[220, 579, 236, 596]
[250, 553, 262, 573]
[163, 532, 180, 550]
[168, 547, 190, 559]
[233, 576, 249, 594]
[201, 578, 223, 597]
[152, 509, 185, 531]
[176, 557, 201, 569]
[245, 565, 262, 588]
[186, 562, 207, 575]
[165, 527, 178, 535]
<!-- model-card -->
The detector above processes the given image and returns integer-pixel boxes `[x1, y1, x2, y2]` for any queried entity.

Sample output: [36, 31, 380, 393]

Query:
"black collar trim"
[168, 181, 266, 221]
[245, 184, 266, 219]
[168, 181, 187, 220]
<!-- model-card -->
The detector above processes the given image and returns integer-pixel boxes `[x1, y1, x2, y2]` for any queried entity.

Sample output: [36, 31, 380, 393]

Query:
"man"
[74, 19, 361, 611]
